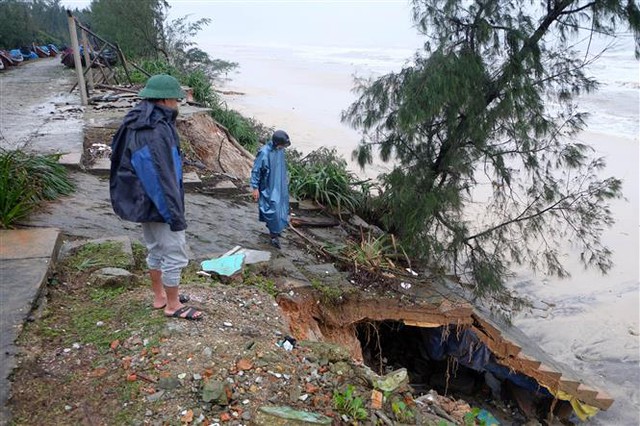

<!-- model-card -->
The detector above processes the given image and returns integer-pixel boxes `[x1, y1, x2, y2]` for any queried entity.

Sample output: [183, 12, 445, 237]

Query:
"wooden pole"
[129, 61, 151, 78]
[68, 42, 116, 93]
[66, 10, 87, 105]
[80, 29, 95, 92]
[115, 44, 132, 84]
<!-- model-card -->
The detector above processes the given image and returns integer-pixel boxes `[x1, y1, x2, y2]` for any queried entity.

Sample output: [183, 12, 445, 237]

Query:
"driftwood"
[215, 89, 245, 96]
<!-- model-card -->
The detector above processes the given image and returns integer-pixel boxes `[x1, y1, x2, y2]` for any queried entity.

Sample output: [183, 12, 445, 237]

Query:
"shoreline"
[214, 55, 639, 426]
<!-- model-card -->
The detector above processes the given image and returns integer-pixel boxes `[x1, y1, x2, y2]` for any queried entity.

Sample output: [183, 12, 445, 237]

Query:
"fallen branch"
[290, 216, 339, 228]
[288, 224, 340, 261]
[288, 224, 418, 281]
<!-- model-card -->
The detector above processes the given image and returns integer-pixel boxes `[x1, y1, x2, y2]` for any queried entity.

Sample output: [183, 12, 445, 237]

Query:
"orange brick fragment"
[371, 389, 383, 409]
[236, 358, 253, 371]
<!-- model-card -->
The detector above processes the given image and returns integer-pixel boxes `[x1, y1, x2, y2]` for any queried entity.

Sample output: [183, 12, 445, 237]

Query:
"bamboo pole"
[129, 61, 151, 78]
[75, 20, 116, 48]
[74, 18, 150, 83]
[80, 29, 95, 92]
[115, 44, 132, 84]
[68, 42, 114, 93]
[66, 10, 88, 105]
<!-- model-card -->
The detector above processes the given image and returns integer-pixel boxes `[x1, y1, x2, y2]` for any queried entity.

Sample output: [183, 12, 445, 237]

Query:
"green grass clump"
[311, 279, 345, 305]
[67, 241, 132, 272]
[288, 147, 361, 213]
[341, 233, 397, 272]
[333, 384, 368, 422]
[33, 287, 164, 353]
[209, 105, 271, 153]
[243, 272, 278, 296]
[0, 150, 75, 228]
[131, 240, 148, 270]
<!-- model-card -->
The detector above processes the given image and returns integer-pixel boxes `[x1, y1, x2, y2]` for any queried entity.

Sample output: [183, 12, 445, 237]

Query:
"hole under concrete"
[355, 320, 573, 424]
[276, 289, 588, 424]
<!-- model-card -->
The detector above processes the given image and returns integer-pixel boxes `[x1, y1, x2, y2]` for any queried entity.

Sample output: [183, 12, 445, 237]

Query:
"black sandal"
[166, 305, 203, 321]
[155, 293, 190, 309]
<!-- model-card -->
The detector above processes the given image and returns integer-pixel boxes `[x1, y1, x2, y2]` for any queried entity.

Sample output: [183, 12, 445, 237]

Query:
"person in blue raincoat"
[250, 130, 291, 249]
[110, 74, 202, 321]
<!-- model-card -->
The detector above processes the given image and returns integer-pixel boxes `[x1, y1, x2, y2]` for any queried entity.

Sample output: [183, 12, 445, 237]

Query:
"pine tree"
[89, 0, 168, 58]
[343, 0, 639, 295]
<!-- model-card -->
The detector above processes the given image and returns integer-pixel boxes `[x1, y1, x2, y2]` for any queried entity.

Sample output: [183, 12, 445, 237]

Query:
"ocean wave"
[207, 42, 638, 139]
[291, 44, 415, 73]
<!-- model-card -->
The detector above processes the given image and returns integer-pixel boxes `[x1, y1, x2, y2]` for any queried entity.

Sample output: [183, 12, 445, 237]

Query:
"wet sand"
[216, 47, 639, 424]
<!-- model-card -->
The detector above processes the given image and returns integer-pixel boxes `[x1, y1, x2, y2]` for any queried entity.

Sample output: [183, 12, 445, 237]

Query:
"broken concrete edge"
[57, 151, 84, 170]
[0, 228, 63, 261]
[275, 285, 612, 420]
[469, 313, 613, 412]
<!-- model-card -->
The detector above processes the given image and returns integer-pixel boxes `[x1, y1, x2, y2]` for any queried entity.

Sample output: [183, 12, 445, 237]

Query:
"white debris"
[405, 268, 419, 276]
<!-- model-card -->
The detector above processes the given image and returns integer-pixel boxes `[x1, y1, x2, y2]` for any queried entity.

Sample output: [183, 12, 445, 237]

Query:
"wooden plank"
[221, 245, 242, 258]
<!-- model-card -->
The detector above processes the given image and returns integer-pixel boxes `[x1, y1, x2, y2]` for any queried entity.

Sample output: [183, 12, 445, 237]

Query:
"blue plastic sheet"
[201, 253, 245, 276]
[421, 327, 552, 397]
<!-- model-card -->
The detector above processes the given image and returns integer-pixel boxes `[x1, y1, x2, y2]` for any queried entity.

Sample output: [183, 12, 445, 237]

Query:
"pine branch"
[464, 178, 610, 242]
[559, 2, 597, 15]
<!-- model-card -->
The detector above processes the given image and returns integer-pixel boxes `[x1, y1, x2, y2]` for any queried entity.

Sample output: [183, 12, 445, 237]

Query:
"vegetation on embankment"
[0, 150, 75, 229]
[117, 60, 272, 154]
[7, 0, 631, 303]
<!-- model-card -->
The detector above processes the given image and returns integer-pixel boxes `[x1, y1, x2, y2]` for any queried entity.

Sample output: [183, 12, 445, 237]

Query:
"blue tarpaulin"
[420, 327, 552, 397]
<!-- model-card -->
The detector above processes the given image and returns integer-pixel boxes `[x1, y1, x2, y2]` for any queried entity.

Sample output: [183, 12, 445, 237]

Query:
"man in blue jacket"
[250, 130, 291, 249]
[110, 74, 202, 321]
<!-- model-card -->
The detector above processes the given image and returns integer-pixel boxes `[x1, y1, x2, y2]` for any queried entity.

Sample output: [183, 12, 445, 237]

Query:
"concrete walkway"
[0, 57, 84, 161]
[0, 58, 83, 424]
[0, 229, 61, 424]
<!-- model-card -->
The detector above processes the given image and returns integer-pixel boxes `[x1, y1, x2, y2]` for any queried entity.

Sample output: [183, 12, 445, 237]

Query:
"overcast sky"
[60, 0, 424, 50]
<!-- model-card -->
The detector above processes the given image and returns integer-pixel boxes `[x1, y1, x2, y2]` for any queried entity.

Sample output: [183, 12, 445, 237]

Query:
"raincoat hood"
[123, 100, 177, 131]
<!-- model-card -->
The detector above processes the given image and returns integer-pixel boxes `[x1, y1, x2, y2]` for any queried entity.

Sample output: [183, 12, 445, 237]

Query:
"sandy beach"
[211, 42, 639, 424]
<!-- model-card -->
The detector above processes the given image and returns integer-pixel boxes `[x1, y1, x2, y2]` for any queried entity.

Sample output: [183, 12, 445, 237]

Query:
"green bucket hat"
[138, 74, 186, 99]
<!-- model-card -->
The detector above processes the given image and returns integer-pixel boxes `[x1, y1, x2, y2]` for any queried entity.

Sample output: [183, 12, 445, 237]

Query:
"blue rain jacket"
[109, 100, 186, 231]
[250, 140, 289, 234]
